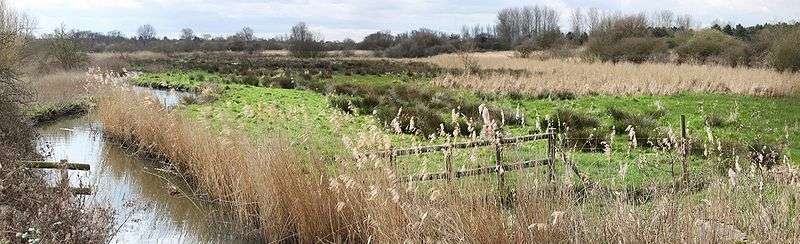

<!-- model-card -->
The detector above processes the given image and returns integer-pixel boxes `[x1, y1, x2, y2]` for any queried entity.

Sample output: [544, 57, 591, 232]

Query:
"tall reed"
[425, 52, 800, 96]
[98, 85, 800, 242]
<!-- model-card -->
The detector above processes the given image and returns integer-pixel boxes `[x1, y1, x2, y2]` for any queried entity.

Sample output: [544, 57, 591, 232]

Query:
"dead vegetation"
[426, 52, 800, 96]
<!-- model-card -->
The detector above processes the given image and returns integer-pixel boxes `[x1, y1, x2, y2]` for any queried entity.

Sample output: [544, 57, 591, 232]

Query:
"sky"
[10, 0, 800, 41]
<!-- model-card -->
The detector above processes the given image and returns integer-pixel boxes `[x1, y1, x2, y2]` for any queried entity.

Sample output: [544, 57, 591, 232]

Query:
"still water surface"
[36, 88, 255, 243]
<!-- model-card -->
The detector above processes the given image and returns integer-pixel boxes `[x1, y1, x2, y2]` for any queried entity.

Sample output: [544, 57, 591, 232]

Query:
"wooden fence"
[382, 128, 557, 189]
[22, 159, 92, 195]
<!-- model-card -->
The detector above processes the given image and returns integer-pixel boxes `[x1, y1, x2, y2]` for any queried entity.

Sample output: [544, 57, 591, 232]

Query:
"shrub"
[48, 25, 89, 70]
[769, 28, 800, 72]
[586, 34, 666, 63]
[586, 14, 667, 63]
[383, 29, 455, 58]
[288, 22, 326, 58]
[607, 108, 660, 144]
[550, 108, 600, 131]
[676, 30, 749, 67]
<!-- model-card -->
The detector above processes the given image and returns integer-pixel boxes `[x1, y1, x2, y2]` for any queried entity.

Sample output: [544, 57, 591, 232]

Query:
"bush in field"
[586, 15, 667, 63]
[769, 28, 800, 72]
[383, 29, 455, 58]
[288, 22, 325, 58]
[586, 35, 666, 63]
[359, 31, 396, 50]
[47, 25, 89, 70]
[676, 30, 749, 67]
[514, 31, 563, 58]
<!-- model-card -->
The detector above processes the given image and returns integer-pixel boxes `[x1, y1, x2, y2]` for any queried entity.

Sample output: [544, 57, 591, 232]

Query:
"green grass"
[133, 70, 225, 91]
[24, 98, 91, 125]
[141, 70, 799, 189]
[499, 93, 800, 158]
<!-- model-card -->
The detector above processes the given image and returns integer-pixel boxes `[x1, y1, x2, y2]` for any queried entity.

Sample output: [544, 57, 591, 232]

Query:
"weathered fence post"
[680, 115, 689, 185]
[59, 159, 69, 190]
[388, 145, 397, 172]
[547, 128, 556, 182]
[495, 132, 505, 194]
[445, 139, 453, 182]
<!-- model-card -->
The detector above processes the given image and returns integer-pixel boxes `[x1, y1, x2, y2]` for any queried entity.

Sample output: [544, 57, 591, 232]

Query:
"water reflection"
[35, 88, 257, 243]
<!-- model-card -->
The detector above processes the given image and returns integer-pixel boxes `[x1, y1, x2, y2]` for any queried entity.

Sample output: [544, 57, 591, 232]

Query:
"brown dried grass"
[424, 51, 800, 96]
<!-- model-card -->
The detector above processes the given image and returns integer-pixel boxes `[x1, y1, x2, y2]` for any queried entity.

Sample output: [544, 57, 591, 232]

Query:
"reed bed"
[97, 85, 800, 242]
[23, 71, 89, 105]
[424, 52, 800, 96]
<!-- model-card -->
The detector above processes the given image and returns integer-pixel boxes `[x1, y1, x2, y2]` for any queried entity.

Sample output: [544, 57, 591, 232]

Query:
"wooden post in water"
[495, 132, 505, 194]
[547, 128, 556, 182]
[680, 115, 688, 185]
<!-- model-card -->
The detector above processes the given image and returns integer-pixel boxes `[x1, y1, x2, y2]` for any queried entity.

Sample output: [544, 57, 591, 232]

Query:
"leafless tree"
[651, 10, 674, 28]
[587, 8, 600, 33]
[180, 28, 194, 40]
[288, 22, 324, 58]
[137, 24, 156, 41]
[571, 7, 585, 34]
[676, 14, 694, 30]
[0, 0, 34, 95]
[236, 26, 255, 41]
[496, 5, 560, 48]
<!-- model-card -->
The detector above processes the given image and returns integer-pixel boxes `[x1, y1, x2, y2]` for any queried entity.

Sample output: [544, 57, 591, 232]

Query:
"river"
[35, 88, 257, 243]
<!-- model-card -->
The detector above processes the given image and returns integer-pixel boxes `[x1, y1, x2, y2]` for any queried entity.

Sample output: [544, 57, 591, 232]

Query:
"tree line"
[30, 5, 800, 72]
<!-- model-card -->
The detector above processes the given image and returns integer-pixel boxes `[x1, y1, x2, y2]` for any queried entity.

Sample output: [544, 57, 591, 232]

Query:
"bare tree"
[180, 28, 195, 40]
[587, 8, 600, 33]
[652, 10, 674, 28]
[288, 22, 324, 58]
[0, 0, 34, 93]
[571, 7, 585, 35]
[676, 14, 694, 30]
[49, 24, 87, 70]
[495, 5, 560, 49]
[236, 26, 255, 41]
[137, 24, 156, 41]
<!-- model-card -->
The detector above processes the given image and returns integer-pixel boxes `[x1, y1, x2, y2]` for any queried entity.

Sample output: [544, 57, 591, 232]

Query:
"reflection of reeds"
[424, 52, 800, 96]
[98, 86, 800, 242]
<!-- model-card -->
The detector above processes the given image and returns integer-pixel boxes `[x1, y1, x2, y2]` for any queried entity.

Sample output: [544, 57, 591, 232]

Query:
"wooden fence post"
[59, 159, 69, 190]
[445, 140, 453, 182]
[495, 132, 505, 194]
[680, 115, 688, 185]
[547, 128, 556, 182]
[388, 145, 396, 172]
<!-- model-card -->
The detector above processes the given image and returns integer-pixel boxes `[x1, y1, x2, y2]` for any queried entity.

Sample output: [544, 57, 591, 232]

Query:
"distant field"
[425, 51, 800, 96]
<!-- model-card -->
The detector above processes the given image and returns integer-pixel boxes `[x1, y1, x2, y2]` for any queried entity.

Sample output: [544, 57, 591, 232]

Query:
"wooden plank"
[389, 132, 553, 157]
[21, 161, 91, 171]
[402, 158, 550, 182]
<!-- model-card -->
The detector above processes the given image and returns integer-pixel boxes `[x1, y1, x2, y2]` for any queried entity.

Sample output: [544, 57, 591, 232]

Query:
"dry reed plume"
[98, 84, 800, 242]
[425, 52, 800, 96]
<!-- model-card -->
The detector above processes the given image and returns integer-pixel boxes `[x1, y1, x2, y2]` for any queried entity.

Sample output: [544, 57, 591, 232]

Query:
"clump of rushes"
[547, 108, 608, 151]
[607, 107, 661, 146]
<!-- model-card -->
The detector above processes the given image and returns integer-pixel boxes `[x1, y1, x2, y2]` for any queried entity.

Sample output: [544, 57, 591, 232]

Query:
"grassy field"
[93, 53, 800, 242]
[132, 66, 798, 189]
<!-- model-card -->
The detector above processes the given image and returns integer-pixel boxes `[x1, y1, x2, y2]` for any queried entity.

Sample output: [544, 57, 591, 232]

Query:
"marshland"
[2, 0, 800, 243]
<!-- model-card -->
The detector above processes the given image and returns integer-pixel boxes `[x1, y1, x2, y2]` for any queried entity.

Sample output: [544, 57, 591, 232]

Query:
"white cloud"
[7, 0, 800, 40]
